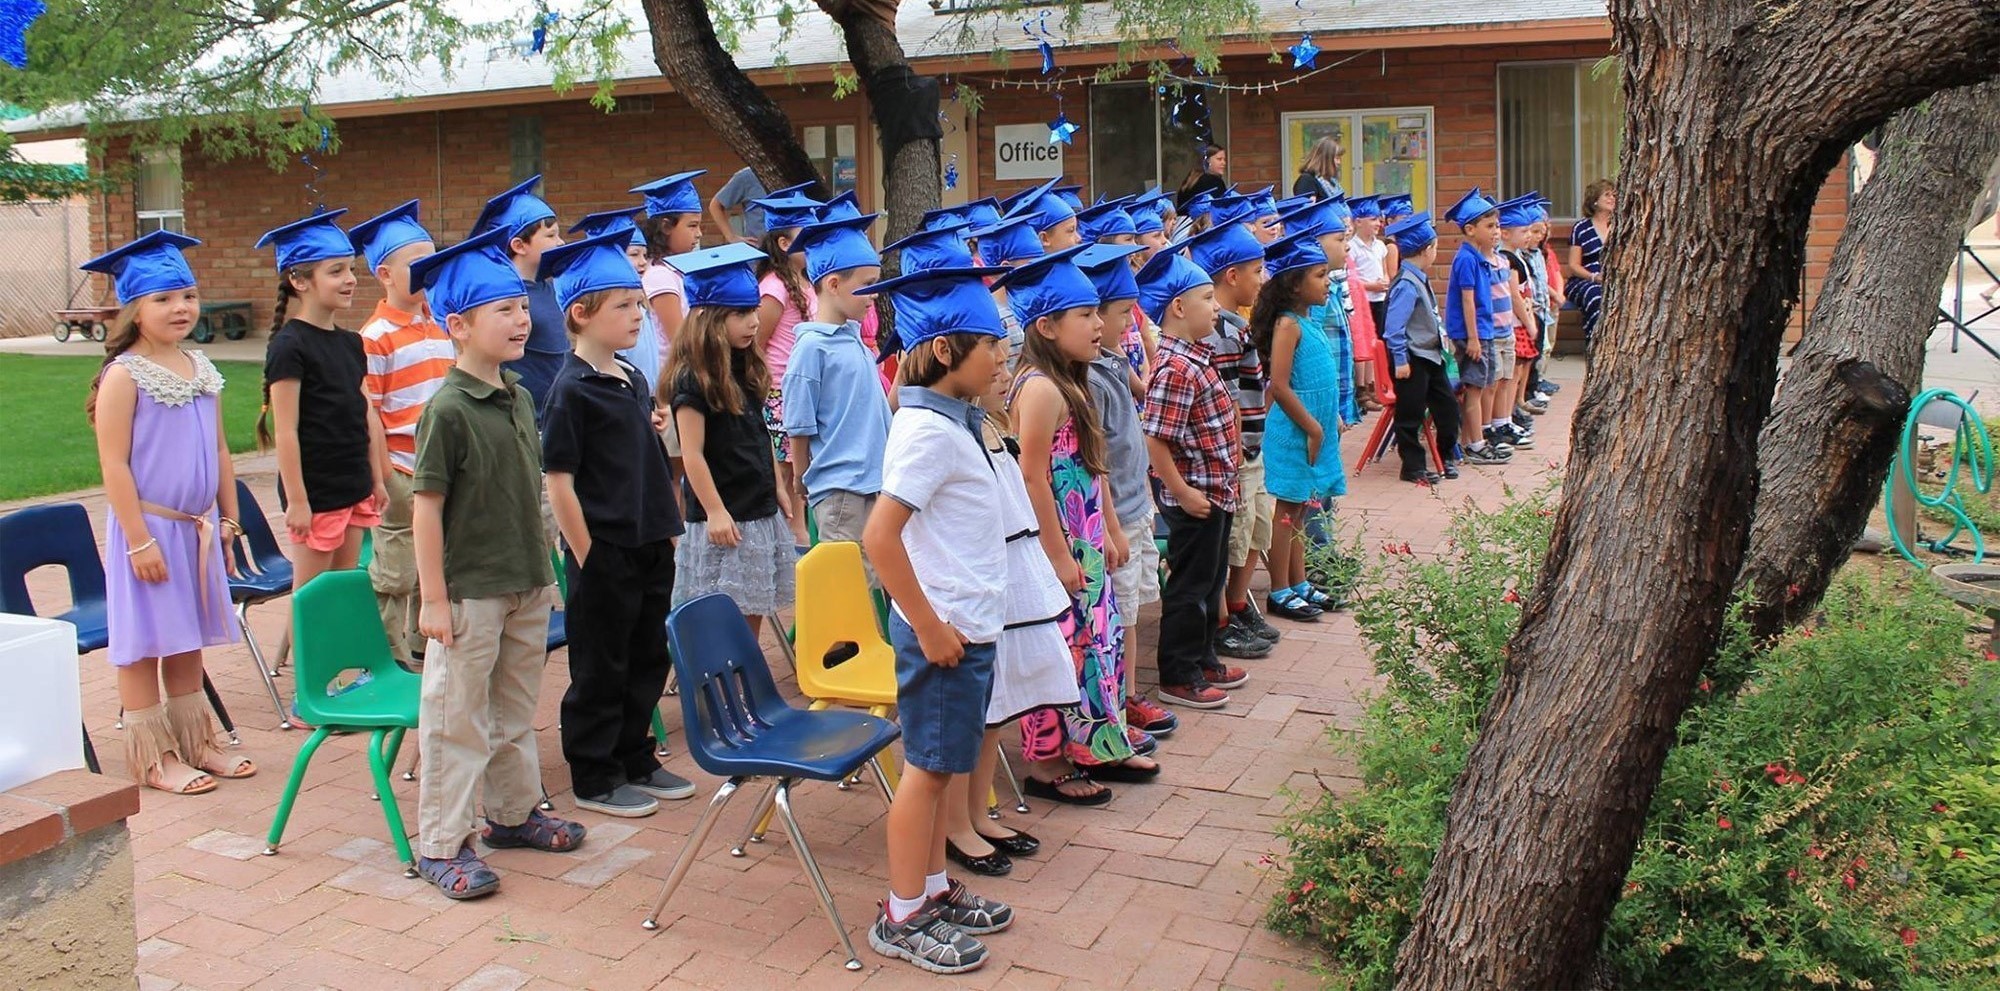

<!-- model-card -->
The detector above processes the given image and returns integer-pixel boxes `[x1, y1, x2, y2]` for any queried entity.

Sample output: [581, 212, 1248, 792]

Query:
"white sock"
[925, 871, 950, 899]
[888, 890, 927, 923]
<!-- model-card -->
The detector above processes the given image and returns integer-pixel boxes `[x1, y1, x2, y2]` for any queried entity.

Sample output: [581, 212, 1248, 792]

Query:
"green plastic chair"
[263, 568, 421, 871]
[355, 528, 374, 571]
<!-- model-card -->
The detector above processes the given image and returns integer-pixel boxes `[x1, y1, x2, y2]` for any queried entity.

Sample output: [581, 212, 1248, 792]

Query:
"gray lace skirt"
[671, 513, 798, 615]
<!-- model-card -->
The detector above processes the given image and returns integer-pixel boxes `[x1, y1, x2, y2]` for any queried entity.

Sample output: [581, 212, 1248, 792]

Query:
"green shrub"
[1271, 491, 2000, 989]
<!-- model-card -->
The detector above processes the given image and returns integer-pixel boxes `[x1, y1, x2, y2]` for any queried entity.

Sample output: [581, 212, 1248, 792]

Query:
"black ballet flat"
[980, 828, 1040, 857]
[945, 839, 1013, 877]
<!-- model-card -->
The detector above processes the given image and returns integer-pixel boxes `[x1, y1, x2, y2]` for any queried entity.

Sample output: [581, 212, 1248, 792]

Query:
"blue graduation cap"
[970, 216, 1045, 267]
[1130, 202, 1167, 236]
[537, 228, 645, 311]
[991, 245, 1096, 327]
[1445, 187, 1500, 227]
[257, 209, 353, 272]
[1000, 179, 1054, 217]
[1386, 211, 1438, 254]
[1127, 188, 1171, 215]
[1210, 197, 1265, 230]
[818, 191, 865, 224]
[407, 227, 525, 319]
[767, 181, 816, 199]
[348, 200, 433, 272]
[1135, 239, 1215, 326]
[1279, 197, 1350, 238]
[1348, 195, 1384, 221]
[794, 214, 883, 284]
[1246, 187, 1280, 219]
[1264, 230, 1329, 279]
[1272, 194, 1315, 219]
[963, 197, 1003, 229]
[853, 266, 1008, 348]
[1076, 200, 1137, 242]
[471, 176, 556, 239]
[1183, 219, 1265, 277]
[1380, 193, 1415, 219]
[1532, 196, 1555, 223]
[1076, 242, 1146, 303]
[663, 241, 768, 310]
[80, 230, 201, 303]
[1496, 192, 1541, 229]
[1052, 185, 1085, 211]
[884, 223, 975, 275]
[1183, 189, 1216, 222]
[921, 204, 970, 232]
[750, 191, 824, 233]
[567, 207, 639, 238]
[630, 170, 709, 218]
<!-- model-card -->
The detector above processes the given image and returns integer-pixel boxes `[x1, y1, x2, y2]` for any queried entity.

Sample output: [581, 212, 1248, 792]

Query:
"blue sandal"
[482, 809, 587, 852]
[417, 844, 501, 900]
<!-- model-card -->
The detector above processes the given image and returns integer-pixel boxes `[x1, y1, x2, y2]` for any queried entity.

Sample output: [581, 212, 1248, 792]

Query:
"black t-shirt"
[264, 319, 372, 512]
[669, 354, 778, 524]
[541, 354, 684, 548]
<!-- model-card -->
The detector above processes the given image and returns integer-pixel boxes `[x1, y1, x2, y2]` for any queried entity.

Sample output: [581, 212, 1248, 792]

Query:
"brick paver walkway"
[22, 361, 1579, 991]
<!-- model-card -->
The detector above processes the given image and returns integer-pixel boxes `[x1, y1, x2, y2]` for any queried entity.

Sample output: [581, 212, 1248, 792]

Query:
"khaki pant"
[1228, 457, 1276, 568]
[812, 490, 878, 587]
[371, 469, 419, 668]
[416, 589, 552, 860]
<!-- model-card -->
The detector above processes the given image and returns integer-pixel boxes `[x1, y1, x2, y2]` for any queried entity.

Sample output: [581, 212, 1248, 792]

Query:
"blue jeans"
[888, 613, 996, 774]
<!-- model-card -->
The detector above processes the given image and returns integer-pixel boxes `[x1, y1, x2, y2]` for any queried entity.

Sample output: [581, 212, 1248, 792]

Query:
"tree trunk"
[820, 0, 942, 250]
[639, 0, 823, 192]
[1393, 3, 2000, 987]
[1738, 80, 2000, 643]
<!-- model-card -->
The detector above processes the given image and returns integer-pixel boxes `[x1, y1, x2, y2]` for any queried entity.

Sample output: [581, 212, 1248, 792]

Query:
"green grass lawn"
[0, 354, 265, 502]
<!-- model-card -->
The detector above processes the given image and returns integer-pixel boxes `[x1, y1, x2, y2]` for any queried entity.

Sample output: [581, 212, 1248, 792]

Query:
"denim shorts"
[1454, 339, 1502, 389]
[889, 612, 997, 774]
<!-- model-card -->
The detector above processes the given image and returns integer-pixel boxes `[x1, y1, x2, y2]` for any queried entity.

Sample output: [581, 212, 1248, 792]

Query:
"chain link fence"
[0, 198, 92, 339]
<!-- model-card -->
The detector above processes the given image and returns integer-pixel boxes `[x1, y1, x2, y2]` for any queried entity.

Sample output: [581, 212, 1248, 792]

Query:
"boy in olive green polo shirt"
[407, 227, 586, 900]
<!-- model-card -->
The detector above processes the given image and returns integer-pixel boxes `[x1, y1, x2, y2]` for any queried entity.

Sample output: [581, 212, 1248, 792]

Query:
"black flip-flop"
[1078, 760, 1161, 784]
[1022, 772, 1113, 806]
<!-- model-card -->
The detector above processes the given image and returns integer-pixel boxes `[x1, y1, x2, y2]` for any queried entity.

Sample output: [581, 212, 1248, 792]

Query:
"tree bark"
[639, 0, 823, 193]
[1737, 81, 2000, 643]
[819, 0, 942, 251]
[1393, 3, 2000, 988]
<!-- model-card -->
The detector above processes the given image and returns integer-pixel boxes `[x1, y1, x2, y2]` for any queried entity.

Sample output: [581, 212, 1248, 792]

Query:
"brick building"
[12, 0, 1846, 331]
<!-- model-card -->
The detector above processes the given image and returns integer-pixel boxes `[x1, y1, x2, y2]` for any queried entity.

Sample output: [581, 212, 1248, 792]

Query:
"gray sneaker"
[935, 878, 1013, 935]
[870, 901, 988, 974]
[629, 767, 697, 801]
[574, 783, 659, 818]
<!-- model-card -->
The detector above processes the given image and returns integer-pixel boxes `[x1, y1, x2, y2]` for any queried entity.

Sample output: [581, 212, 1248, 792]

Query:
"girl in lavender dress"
[84, 231, 254, 796]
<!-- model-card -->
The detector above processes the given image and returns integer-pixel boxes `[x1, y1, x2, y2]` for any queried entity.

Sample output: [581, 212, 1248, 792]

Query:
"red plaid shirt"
[1142, 335, 1242, 513]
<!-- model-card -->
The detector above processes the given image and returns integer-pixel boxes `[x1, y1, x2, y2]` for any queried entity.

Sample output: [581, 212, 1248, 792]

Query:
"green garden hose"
[1886, 389, 1992, 566]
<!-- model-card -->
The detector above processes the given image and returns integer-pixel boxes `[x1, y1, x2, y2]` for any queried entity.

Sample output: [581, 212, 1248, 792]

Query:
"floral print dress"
[1015, 373, 1135, 766]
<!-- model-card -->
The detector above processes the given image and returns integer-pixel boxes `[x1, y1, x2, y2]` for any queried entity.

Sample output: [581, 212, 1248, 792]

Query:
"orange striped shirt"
[359, 301, 455, 475]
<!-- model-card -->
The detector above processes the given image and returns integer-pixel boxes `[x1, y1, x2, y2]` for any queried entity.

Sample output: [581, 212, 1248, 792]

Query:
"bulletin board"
[1281, 107, 1434, 211]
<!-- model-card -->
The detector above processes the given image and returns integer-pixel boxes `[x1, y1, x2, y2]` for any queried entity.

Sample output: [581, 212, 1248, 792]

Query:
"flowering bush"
[1270, 490, 2000, 989]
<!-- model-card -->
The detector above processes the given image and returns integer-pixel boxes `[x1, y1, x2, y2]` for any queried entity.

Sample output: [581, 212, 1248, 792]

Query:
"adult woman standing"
[1175, 144, 1228, 210]
[1292, 136, 1345, 201]
[1566, 179, 1615, 341]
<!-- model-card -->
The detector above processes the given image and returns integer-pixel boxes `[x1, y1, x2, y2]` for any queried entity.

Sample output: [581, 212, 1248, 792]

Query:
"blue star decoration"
[1048, 111, 1078, 146]
[1290, 34, 1320, 70]
[944, 155, 959, 190]
[0, 0, 45, 69]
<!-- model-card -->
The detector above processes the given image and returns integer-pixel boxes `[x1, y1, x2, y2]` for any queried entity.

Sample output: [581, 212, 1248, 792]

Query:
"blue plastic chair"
[641, 592, 900, 971]
[224, 481, 294, 727]
[0, 503, 237, 762]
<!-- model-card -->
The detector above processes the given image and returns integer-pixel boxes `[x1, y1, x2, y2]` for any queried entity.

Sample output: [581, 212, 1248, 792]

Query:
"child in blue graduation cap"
[631, 170, 708, 357]
[536, 228, 691, 820]
[1006, 178, 1082, 252]
[969, 213, 1045, 374]
[256, 210, 388, 597]
[471, 176, 568, 414]
[663, 242, 797, 632]
[568, 208, 664, 395]
[84, 230, 255, 795]
[1381, 212, 1461, 484]
[1346, 196, 1392, 410]
[1495, 194, 1547, 446]
[857, 265, 1017, 974]
[749, 189, 825, 545]
[406, 225, 583, 899]
[780, 213, 892, 568]
[1443, 187, 1515, 466]
[1251, 231, 1353, 611]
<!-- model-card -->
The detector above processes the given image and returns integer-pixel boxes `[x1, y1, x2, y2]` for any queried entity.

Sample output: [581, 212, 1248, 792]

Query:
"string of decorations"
[959, 47, 1376, 95]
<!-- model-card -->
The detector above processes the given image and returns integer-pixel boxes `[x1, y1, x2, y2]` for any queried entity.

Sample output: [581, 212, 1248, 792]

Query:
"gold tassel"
[123, 703, 179, 786]
[164, 693, 221, 771]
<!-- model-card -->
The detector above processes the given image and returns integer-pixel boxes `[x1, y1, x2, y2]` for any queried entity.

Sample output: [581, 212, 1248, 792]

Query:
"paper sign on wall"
[994, 123, 1064, 181]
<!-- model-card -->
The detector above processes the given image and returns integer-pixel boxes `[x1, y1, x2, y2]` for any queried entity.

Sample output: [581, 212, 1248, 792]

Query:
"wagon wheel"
[190, 317, 214, 344]
[221, 313, 249, 341]
[90, 321, 108, 342]
[53, 319, 72, 342]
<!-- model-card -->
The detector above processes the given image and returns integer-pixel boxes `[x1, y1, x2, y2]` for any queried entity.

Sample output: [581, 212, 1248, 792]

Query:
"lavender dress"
[104, 352, 238, 667]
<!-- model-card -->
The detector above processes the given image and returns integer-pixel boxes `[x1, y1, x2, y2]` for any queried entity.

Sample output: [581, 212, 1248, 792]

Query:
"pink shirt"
[759, 271, 816, 380]
[643, 262, 687, 315]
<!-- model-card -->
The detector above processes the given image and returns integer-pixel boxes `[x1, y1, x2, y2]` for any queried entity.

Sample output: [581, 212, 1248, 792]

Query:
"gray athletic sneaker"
[870, 901, 989, 974]
[629, 767, 696, 801]
[574, 783, 658, 818]
[935, 878, 1013, 935]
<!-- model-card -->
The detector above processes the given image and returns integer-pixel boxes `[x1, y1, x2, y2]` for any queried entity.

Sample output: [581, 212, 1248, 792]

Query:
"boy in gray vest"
[1381, 213, 1461, 485]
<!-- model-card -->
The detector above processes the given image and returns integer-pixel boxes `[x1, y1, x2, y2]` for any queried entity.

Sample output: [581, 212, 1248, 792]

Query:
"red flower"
[1809, 845, 1827, 860]
[1717, 817, 1733, 830]
[1785, 868, 1799, 881]
[1934, 803, 1949, 814]
[1287, 890, 1300, 904]
[1502, 589, 1521, 604]
[1545, 460, 1560, 470]
[1901, 927, 1918, 947]
[1853, 856, 1867, 871]
[1953, 849, 1967, 859]
[1786, 583, 1802, 599]
[1258, 853, 1275, 867]
[1399, 541, 1414, 555]
[1719, 781, 1733, 793]
[1699, 679, 1712, 693]
[1392, 866, 1405, 877]
[1535, 508, 1554, 518]
[1985, 650, 1997, 662]
[1799, 628, 1814, 639]
[1299, 880, 1316, 895]
[1843, 873, 1858, 890]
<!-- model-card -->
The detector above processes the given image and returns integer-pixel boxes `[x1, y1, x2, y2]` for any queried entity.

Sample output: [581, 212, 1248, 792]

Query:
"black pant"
[1158, 505, 1232, 687]
[560, 538, 675, 798]
[1394, 355, 1461, 475]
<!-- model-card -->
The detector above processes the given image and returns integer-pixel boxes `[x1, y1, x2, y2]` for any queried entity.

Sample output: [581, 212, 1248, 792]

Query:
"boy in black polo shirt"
[408, 227, 586, 901]
[538, 229, 691, 818]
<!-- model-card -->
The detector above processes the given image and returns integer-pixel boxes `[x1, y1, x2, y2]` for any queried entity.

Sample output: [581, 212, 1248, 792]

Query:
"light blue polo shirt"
[780, 320, 891, 503]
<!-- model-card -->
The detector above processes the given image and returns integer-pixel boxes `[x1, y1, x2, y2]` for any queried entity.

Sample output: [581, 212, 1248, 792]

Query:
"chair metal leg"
[365, 729, 416, 873]
[732, 780, 780, 856]
[202, 673, 240, 746]
[996, 746, 1028, 814]
[766, 614, 795, 672]
[264, 726, 334, 855]
[237, 603, 292, 729]
[651, 706, 671, 758]
[81, 723, 100, 774]
[643, 778, 744, 930]
[773, 779, 863, 971]
[865, 757, 895, 808]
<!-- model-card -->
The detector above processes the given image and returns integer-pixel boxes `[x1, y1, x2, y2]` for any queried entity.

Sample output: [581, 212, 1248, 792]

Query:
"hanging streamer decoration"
[1048, 107, 1078, 145]
[1024, 9, 1055, 75]
[299, 106, 332, 212]
[1290, 34, 1320, 70]
[944, 154, 959, 190]
[530, 7, 559, 55]
[0, 0, 45, 69]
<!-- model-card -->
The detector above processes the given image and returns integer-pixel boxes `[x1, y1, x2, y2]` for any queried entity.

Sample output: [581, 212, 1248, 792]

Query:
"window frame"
[1278, 106, 1436, 214]
[1086, 79, 1231, 198]
[1494, 58, 1623, 223]
[133, 146, 185, 235]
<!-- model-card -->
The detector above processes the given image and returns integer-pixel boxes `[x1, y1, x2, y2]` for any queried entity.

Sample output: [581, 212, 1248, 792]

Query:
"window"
[133, 147, 184, 235]
[508, 116, 544, 183]
[1088, 82, 1231, 199]
[802, 124, 858, 196]
[1498, 61, 1623, 218]
[1280, 108, 1434, 212]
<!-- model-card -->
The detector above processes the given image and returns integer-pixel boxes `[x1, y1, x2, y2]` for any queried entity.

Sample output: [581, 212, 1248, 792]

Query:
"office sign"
[994, 124, 1064, 181]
